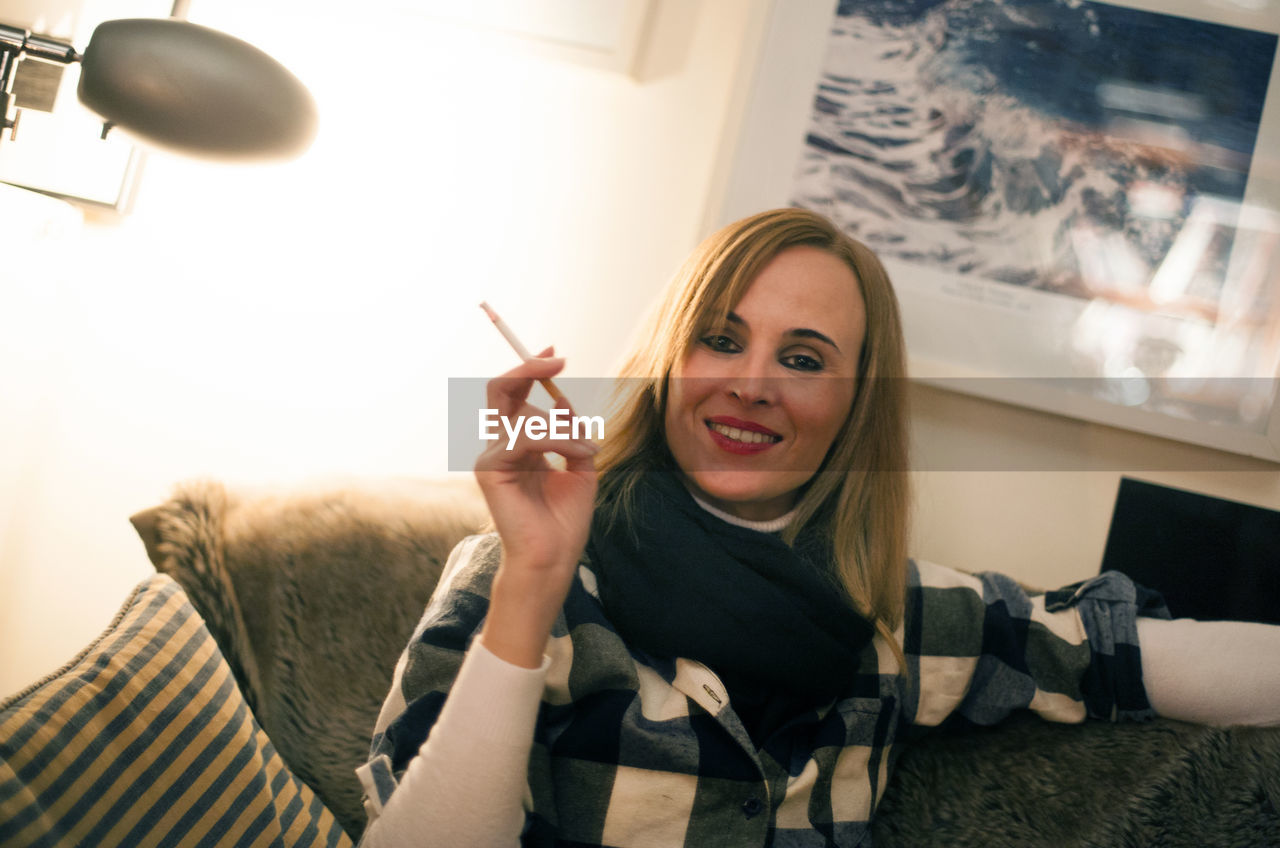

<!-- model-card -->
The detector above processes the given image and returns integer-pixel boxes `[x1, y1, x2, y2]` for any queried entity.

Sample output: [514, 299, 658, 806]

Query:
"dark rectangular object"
[13, 57, 63, 112]
[1101, 477, 1280, 624]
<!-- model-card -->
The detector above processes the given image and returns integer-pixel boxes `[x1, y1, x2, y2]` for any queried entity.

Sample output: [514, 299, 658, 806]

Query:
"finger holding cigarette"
[483, 353, 569, 419]
[481, 360, 598, 467]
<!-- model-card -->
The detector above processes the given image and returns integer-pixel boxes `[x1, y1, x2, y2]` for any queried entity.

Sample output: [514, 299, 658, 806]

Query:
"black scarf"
[587, 472, 874, 743]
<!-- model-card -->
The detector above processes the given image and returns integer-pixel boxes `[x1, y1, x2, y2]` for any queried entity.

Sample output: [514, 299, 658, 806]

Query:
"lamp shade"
[77, 18, 317, 160]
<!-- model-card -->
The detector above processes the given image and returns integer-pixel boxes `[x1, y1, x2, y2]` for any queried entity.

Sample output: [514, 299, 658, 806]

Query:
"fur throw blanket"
[875, 711, 1280, 847]
[132, 479, 1280, 845]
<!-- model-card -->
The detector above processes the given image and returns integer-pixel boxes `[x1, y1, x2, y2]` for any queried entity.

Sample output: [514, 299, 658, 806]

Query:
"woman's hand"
[474, 350, 598, 668]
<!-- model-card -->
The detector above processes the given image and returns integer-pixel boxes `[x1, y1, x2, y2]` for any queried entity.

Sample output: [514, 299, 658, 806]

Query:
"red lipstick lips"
[704, 417, 781, 455]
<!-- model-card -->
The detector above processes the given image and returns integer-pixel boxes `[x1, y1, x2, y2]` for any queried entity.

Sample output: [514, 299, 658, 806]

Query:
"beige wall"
[2, 0, 1277, 699]
[0, 0, 770, 696]
[909, 384, 1280, 590]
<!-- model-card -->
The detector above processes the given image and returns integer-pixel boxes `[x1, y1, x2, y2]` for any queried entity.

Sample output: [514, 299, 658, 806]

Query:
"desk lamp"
[0, 16, 316, 160]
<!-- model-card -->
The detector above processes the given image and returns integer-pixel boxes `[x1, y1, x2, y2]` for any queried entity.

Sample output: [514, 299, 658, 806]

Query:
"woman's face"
[664, 245, 866, 521]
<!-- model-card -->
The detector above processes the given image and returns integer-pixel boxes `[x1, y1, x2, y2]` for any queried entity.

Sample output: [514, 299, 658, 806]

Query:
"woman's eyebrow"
[726, 311, 842, 354]
[788, 328, 841, 353]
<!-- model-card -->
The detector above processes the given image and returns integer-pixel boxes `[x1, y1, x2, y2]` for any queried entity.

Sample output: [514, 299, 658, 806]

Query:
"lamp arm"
[20, 33, 79, 65]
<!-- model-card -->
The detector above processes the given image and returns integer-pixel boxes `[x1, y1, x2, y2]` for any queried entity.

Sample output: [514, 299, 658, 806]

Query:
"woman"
[358, 208, 1280, 847]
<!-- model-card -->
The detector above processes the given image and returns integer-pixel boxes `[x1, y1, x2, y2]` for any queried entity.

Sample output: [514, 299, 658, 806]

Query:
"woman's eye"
[700, 334, 741, 353]
[783, 354, 823, 372]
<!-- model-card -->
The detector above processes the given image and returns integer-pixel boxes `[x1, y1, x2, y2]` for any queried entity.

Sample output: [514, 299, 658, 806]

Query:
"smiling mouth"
[706, 421, 782, 446]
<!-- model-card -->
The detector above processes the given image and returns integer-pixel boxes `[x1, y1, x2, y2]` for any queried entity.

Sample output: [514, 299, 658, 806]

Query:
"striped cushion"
[0, 575, 353, 848]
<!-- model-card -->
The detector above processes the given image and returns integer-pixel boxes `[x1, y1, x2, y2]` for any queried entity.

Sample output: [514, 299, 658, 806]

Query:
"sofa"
[2, 477, 1278, 847]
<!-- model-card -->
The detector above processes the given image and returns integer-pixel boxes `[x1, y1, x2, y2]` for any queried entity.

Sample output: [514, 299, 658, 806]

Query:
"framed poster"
[711, 0, 1280, 461]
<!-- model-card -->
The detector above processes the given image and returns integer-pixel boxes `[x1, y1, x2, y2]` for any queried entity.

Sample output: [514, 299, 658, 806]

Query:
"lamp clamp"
[1, 23, 79, 142]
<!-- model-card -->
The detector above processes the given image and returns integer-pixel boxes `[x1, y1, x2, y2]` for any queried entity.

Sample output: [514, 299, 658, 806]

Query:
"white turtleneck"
[686, 490, 798, 533]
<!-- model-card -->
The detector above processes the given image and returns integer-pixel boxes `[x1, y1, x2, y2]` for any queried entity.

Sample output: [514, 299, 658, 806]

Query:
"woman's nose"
[727, 354, 776, 405]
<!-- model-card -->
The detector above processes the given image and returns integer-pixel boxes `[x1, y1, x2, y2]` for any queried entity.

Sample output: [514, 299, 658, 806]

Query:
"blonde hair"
[595, 207, 912, 657]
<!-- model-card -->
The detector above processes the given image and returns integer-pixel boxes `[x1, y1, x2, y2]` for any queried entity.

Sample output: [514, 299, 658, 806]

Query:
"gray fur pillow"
[130, 478, 488, 840]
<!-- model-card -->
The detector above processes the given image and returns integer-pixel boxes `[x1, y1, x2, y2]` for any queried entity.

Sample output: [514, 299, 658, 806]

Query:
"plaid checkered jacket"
[361, 533, 1163, 847]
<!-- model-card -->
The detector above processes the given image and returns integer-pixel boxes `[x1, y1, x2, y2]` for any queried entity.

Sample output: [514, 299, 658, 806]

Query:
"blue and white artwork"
[792, 0, 1278, 302]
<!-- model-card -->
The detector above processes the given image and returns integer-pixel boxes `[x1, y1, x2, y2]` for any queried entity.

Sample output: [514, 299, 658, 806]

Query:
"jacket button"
[742, 798, 764, 818]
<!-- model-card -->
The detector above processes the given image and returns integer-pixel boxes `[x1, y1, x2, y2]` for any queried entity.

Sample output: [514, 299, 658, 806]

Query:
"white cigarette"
[479, 301, 567, 404]
[479, 301, 534, 360]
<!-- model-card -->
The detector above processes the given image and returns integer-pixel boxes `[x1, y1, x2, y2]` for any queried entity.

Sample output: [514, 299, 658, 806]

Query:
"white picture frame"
[405, 0, 656, 78]
[709, 0, 1280, 462]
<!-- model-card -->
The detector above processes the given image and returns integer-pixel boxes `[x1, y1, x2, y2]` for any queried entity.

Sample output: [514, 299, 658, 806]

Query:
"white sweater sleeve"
[1138, 616, 1280, 727]
[360, 641, 549, 847]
